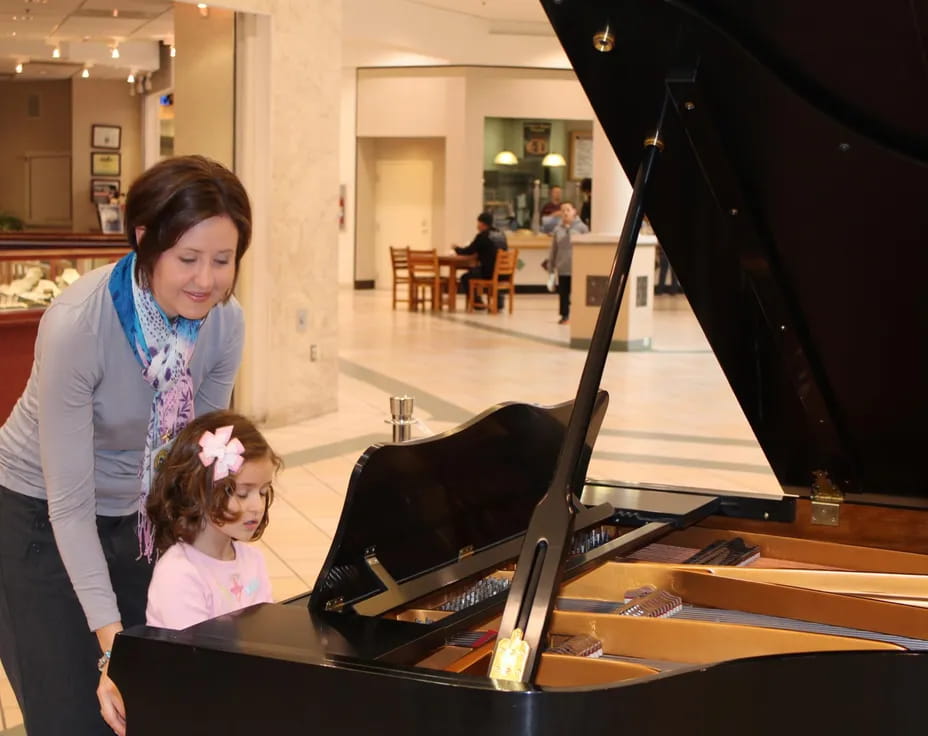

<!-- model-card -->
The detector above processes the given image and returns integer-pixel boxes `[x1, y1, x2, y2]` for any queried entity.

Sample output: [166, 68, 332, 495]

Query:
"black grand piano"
[112, 1, 928, 733]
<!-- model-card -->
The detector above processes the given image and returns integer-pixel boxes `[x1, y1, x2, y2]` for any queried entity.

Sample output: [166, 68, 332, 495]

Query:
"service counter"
[569, 232, 657, 351]
[0, 233, 129, 423]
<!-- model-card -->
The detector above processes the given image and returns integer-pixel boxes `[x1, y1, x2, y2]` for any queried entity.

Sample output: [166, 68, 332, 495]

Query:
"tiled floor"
[0, 286, 780, 733]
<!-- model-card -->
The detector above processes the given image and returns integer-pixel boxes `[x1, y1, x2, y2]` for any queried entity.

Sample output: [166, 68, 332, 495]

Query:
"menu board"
[569, 131, 593, 180]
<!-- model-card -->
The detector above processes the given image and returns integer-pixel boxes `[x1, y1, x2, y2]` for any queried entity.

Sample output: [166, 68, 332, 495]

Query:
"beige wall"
[0, 80, 71, 223]
[70, 79, 142, 232]
[354, 136, 446, 288]
[354, 137, 377, 283]
[173, 3, 235, 168]
[353, 67, 596, 265]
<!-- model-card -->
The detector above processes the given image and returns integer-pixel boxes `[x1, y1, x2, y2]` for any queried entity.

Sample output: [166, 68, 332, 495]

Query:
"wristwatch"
[97, 649, 111, 673]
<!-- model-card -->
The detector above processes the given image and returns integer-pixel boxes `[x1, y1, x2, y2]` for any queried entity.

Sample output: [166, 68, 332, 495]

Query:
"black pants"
[558, 274, 572, 320]
[460, 267, 483, 304]
[0, 485, 153, 736]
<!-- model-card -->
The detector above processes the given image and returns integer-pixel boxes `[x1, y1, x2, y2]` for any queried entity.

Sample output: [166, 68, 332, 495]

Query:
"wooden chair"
[390, 246, 410, 310]
[406, 248, 442, 311]
[467, 248, 519, 314]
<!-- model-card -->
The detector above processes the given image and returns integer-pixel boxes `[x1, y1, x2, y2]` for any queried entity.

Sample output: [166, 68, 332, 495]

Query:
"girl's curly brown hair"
[147, 410, 282, 555]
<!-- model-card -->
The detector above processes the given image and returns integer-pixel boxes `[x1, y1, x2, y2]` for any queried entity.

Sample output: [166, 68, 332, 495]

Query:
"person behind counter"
[454, 212, 498, 310]
[546, 201, 589, 325]
[0, 154, 252, 736]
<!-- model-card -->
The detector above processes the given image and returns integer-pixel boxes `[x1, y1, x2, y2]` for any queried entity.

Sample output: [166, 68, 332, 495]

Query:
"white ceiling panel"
[0, 19, 60, 39]
[82, 0, 172, 13]
[55, 16, 152, 38]
[130, 8, 171, 39]
[17, 59, 82, 79]
[411, 0, 546, 22]
[0, 0, 82, 16]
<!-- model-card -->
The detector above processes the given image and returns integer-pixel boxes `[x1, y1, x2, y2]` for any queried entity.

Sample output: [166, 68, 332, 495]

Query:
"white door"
[374, 159, 432, 289]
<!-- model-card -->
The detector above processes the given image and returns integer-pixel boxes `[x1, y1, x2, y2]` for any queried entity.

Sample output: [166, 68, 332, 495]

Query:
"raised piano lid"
[309, 393, 609, 614]
[542, 0, 928, 501]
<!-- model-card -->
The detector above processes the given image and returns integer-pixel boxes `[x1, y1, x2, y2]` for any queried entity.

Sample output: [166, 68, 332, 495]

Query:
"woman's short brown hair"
[147, 410, 281, 555]
[125, 155, 252, 291]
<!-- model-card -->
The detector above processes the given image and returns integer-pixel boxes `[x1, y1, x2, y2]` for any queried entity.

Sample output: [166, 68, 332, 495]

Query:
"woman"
[0, 155, 252, 736]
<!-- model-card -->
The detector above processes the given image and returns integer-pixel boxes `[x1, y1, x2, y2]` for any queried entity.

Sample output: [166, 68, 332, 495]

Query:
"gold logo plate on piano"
[489, 628, 530, 682]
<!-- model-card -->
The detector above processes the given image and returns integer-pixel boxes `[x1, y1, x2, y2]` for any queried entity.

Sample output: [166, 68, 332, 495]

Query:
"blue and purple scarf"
[109, 253, 204, 560]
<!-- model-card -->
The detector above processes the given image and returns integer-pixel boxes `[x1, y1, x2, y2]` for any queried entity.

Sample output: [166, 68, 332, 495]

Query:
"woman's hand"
[95, 621, 125, 735]
[98, 665, 127, 736]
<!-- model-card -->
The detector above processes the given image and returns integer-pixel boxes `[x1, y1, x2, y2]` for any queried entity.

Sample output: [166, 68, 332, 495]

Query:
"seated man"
[455, 213, 498, 309]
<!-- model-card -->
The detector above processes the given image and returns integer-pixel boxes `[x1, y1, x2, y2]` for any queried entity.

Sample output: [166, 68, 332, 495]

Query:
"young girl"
[145, 410, 280, 630]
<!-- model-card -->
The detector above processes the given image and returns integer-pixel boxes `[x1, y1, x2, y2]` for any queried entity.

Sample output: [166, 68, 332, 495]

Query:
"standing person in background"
[546, 201, 589, 325]
[579, 177, 592, 228]
[454, 213, 498, 310]
[0, 155, 252, 736]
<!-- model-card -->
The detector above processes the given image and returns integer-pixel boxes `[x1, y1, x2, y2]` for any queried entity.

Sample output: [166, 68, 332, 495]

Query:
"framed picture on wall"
[97, 203, 124, 234]
[91, 124, 122, 150]
[568, 130, 593, 181]
[91, 179, 120, 205]
[91, 152, 121, 177]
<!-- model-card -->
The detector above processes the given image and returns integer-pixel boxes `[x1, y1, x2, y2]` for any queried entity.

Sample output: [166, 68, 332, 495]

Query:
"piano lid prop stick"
[490, 98, 670, 684]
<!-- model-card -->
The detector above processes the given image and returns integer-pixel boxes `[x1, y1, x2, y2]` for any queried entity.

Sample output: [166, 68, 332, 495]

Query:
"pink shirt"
[146, 541, 273, 630]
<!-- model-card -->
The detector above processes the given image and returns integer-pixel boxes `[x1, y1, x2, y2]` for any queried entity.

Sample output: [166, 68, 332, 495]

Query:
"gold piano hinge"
[458, 545, 475, 561]
[489, 628, 530, 683]
[324, 596, 344, 612]
[810, 470, 843, 526]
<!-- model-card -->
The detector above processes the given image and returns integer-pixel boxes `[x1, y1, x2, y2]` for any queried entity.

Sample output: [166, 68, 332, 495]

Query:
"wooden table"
[439, 253, 477, 312]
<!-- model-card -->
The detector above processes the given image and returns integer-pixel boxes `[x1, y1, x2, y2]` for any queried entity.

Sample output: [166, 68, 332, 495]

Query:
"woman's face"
[149, 215, 238, 319]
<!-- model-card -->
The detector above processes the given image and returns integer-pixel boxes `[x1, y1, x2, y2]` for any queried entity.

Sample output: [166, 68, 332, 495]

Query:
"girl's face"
[148, 215, 238, 319]
[213, 453, 275, 542]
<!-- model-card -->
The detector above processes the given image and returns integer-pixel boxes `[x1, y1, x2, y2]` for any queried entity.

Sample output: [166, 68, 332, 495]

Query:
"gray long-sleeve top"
[546, 219, 589, 276]
[0, 264, 244, 631]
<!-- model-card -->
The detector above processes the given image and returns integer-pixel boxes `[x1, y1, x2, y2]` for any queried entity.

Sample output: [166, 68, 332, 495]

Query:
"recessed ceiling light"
[81, 68, 89, 78]
[51, 46, 60, 58]
[15, 62, 23, 74]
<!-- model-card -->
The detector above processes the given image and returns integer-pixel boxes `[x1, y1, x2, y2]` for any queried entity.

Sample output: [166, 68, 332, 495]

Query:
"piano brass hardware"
[684, 101, 696, 111]
[643, 135, 664, 151]
[489, 628, 530, 682]
[324, 596, 344, 612]
[592, 26, 615, 53]
[458, 545, 475, 560]
[810, 470, 843, 526]
[364, 550, 400, 592]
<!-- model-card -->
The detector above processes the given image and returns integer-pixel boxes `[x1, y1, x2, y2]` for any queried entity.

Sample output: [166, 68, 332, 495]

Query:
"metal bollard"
[387, 395, 415, 442]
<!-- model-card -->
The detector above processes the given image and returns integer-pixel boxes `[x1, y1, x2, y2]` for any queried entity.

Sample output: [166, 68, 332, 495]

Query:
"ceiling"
[410, 0, 547, 23]
[0, 0, 553, 80]
[0, 0, 172, 79]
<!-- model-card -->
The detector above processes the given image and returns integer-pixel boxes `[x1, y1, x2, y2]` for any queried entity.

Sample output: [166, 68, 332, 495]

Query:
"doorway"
[374, 159, 433, 289]
[355, 137, 446, 289]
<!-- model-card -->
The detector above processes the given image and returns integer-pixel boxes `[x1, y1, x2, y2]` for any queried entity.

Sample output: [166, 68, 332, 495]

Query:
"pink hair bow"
[198, 425, 245, 480]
